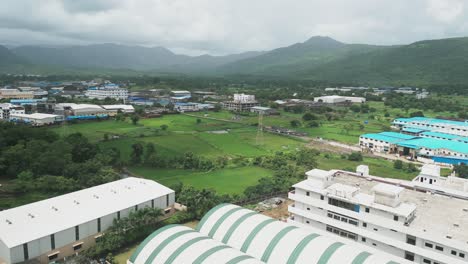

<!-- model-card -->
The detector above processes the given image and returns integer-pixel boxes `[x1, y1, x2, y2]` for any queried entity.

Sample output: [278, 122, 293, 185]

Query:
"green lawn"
[128, 166, 273, 194]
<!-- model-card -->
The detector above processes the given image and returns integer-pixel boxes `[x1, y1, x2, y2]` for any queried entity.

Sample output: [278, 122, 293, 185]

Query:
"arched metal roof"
[129, 224, 263, 264]
[196, 203, 404, 264]
[129, 204, 407, 264]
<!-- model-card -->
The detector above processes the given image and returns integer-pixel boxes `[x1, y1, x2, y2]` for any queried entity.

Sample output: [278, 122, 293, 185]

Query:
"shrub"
[394, 160, 403, 169]
[348, 152, 363, 161]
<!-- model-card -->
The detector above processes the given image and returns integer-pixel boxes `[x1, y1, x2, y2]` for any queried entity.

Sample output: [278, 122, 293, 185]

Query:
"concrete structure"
[223, 94, 259, 112]
[0, 89, 34, 100]
[9, 113, 63, 126]
[55, 103, 110, 119]
[170, 90, 191, 99]
[85, 86, 128, 100]
[101, 105, 135, 113]
[289, 168, 468, 264]
[392, 117, 468, 137]
[359, 132, 418, 154]
[314, 95, 366, 104]
[0, 178, 175, 264]
[0, 104, 25, 120]
[129, 203, 407, 264]
[250, 106, 277, 115]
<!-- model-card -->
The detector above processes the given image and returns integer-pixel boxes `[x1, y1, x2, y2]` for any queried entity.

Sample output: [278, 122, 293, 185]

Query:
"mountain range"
[2, 36, 468, 85]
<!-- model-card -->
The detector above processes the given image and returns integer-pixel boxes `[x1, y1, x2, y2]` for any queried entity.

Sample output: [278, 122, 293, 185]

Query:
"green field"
[128, 166, 273, 194]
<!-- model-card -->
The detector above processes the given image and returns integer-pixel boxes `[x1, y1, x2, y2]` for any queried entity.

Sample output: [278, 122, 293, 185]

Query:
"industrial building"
[55, 103, 110, 120]
[0, 89, 34, 100]
[85, 85, 128, 100]
[249, 106, 277, 115]
[392, 117, 468, 137]
[313, 95, 366, 104]
[9, 113, 63, 126]
[174, 102, 199, 112]
[359, 131, 468, 165]
[222, 93, 259, 112]
[170, 90, 192, 101]
[0, 104, 25, 120]
[101, 104, 135, 113]
[288, 168, 468, 264]
[0, 178, 175, 264]
[128, 203, 407, 264]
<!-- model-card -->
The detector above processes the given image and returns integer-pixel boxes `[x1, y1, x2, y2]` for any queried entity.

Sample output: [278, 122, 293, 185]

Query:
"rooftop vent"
[5, 219, 12, 225]
[446, 235, 452, 239]
[93, 194, 99, 199]
[454, 223, 459, 227]
[73, 200, 80, 205]
[27, 213, 35, 219]
[463, 208, 468, 212]
[110, 189, 117, 194]
[51, 206, 58, 212]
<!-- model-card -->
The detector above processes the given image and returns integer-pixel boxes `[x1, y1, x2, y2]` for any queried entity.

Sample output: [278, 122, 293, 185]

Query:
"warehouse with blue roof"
[392, 117, 467, 137]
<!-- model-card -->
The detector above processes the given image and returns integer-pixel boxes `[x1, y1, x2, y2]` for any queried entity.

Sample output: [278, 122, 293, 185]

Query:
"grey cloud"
[0, 0, 467, 55]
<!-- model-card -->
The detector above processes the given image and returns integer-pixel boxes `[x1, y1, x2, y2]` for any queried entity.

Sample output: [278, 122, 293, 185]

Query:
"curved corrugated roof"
[196, 203, 403, 264]
[129, 224, 263, 264]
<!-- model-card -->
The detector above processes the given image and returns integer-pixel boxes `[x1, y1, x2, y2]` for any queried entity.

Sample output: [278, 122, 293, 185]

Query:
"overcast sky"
[1, 0, 467, 55]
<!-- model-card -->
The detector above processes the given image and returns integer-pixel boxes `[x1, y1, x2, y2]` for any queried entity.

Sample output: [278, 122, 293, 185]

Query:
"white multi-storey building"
[0, 178, 175, 264]
[0, 104, 25, 120]
[288, 168, 468, 264]
[85, 86, 128, 100]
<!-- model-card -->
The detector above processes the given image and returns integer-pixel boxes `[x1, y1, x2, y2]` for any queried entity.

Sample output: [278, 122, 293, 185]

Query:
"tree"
[131, 115, 140, 125]
[348, 152, 363, 161]
[290, 120, 301, 128]
[103, 133, 109, 141]
[302, 113, 317, 121]
[394, 160, 403, 170]
[454, 164, 468, 178]
[410, 111, 424, 117]
[213, 103, 222, 112]
[196, 118, 202, 124]
[296, 148, 319, 168]
[350, 104, 361, 113]
[160, 124, 168, 131]
[130, 143, 144, 164]
[144, 143, 157, 165]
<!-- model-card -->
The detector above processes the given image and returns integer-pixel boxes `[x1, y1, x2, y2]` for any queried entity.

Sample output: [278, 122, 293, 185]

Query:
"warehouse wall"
[0, 240, 10, 264]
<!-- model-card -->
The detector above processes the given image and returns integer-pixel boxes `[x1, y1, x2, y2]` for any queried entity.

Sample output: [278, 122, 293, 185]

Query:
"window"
[48, 253, 59, 261]
[405, 251, 415, 261]
[75, 226, 80, 241]
[50, 234, 55, 250]
[166, 195, 170, 207]
[435, 245, 443, 251]
[325, 225, 358, 241]
[451, 250, 457, 255]
[97, 218, 101, 233]
[135, 205, 138, 211]
[320, 195, 324, 200]
[373, 228, 378, 231]
[306, 221, 310, 224]
[328, 198, 358, 212]
[363, 222, 367, 228]
[425, 242, 433, 248]
[361, 237, 366, 242]
[306, 191, 310, 196]
[23, 243, 29, 260]
[348, 220, 358, 226]
[117, 211, 120, 220]
[307, 207, 310, 211]
[365, 207, 370, 213]
[372, 243, 377, 246]
[460, 253, 465, 258]
[423, 259, 431, 264]
[151, 199, 154, 208]
[73, 244, 83, 251]
[393, 215, 399, 221]
[406, 235, 416, 245]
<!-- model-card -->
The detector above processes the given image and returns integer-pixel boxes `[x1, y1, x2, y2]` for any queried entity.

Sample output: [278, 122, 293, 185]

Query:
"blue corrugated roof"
[360, 133, 407, 144]
[402, 127, 426, 134]
[393, 117, 468, 127]
[379, 131, 418, 140]
[421, 131, 468, 143]
[397, 138, 468, 154]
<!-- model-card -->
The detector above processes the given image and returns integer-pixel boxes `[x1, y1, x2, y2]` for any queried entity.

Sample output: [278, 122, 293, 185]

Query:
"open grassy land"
[128, 166, 273, 194]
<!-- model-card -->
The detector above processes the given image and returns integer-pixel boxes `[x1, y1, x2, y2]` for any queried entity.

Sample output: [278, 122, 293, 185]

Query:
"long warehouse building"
[129, 203, 408, 264]
[0, 178, 175, 264]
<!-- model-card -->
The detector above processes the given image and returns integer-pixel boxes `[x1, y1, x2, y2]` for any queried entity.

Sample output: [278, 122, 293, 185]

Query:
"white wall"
[0, 240, 10, 264]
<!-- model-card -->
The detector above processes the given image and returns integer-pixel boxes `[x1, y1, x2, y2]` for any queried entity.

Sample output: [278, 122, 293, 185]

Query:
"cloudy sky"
[1, 0, 467, 55]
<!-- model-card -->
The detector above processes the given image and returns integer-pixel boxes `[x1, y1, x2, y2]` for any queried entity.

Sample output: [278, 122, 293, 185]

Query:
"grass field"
[128, 166, 273, 194]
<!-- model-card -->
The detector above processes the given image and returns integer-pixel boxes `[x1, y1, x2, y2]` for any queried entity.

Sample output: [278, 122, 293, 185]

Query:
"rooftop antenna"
[256, 113, 264, 145]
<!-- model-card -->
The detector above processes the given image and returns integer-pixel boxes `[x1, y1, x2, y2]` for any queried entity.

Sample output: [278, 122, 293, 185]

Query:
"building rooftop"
[101, 104, 135, 110]
[0, 177, 174, 248]
[421, 131, 468, 142]
[250, 106, 272, 111]
[10, 113, 61, 119]
[56, 103, 104, 110]
[332, 172, 468, 246]
[394, 117, 468, 128]
[401, 127, 427, 134]
[397, 137, 468, 154]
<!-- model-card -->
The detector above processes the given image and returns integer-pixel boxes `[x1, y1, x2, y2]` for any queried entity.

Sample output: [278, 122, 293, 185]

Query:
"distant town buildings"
[85, 84, 128, 100]
[0, 103, 25, 120]
[0, 178, 175, 264]
[222, 93, 259, 112]
[0, 89, 34, 100]
[249, 106, 277, 115]
[9, 113, 63, 126]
